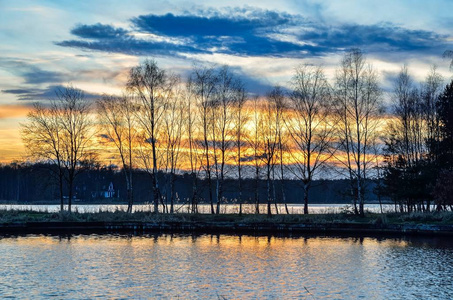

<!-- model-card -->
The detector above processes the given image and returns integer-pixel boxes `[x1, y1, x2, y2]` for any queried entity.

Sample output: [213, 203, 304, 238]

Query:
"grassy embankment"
[1, 209, 453, 225]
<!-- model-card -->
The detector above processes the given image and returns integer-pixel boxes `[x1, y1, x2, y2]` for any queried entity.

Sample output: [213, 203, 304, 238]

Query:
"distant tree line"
[0, 162, 380, 207]
[17, 48, 453, 215]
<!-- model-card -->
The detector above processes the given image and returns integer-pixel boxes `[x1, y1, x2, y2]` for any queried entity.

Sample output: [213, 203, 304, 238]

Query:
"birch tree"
[97, 94, 137, 213]
[287, 65, 334, 214]
[128, 59, 177, 213]
[188, 65, 218, 214]
[334, 49, 382, 216]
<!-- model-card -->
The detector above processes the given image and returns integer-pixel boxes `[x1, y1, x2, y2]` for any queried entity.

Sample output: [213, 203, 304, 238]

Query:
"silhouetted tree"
[22, 86, 96, 212]
[128, 59, 178, 213]
[334, 49, 382, 216]
[97, 94, 138, 213]
[188, 65, 218, 214]
[287, 65, 335, 214]
[437, 79, 453, 167]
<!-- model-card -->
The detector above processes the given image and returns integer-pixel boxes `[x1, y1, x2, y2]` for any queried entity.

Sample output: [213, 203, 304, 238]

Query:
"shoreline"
[1, 210, 453, 237]
[1, 221, 453, 237]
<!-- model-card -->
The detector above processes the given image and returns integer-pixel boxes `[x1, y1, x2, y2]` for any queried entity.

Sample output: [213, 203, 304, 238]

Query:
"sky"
[1, 0, 452, 162]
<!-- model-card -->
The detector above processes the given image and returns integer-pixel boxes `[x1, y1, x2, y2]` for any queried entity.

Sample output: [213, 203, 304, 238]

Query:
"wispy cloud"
[2, 85, 100, 101]
[0, 59, 66, 85]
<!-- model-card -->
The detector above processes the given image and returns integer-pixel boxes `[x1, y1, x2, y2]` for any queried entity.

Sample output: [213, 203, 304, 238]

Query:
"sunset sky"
[1, 0, 452, 162]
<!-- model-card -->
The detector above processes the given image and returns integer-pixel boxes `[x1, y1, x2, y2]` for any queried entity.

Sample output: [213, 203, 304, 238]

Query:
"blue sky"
[1, 0, 452, 106]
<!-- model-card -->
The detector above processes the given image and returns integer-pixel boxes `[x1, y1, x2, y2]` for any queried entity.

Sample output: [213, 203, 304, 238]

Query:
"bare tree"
[334, 49, 382, 216]
[388, 66, 425, 166]
[22, 86, 95, 212]
[97, 94, 137, 213]
[422, 66, 444, 162]
[128, 59, 177, 213]
[275, 97, 290, 215]
[212, 66, 243, 214]
[22, 102, 65, 211]
[233, 84, 247, 215]
[161, 82, 185, 213]
[286, 65, 334, 214]
[185, 77, 202, 213]
[262, 87, 282, 216]
[248, 96, 263, 214]
[188, 65, 218, 214]
[57, 87, 96, 212]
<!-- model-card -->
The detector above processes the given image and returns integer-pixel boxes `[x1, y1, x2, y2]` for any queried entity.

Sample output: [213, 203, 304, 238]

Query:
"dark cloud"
[2, 85, 100, 101]
[21, 69, 63, 84]
[131, 11, 289, 37]
[56, 38, 207, 57]
[55, 8, 451, 59]
[56, 22, 207, 57]
[0, 59, 66, 85]
[1, 89, 33, 95]
[71, 23, 129, 39]
[300, 23, 446, 53]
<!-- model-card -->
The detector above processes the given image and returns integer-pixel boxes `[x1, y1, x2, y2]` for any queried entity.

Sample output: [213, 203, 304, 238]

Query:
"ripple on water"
[0, 234, 452, 299]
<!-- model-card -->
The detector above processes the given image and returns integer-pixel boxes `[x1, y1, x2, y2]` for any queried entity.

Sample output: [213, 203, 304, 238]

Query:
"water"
[0, 234, 452, 299]
[0, 203, 397, 214]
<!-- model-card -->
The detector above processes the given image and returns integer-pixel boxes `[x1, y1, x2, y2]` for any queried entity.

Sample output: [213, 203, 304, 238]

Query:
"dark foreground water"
[1, 234, 452, 299]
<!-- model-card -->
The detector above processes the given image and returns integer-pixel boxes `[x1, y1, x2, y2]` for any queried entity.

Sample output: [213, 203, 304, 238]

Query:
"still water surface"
[0, 234, 452, 299]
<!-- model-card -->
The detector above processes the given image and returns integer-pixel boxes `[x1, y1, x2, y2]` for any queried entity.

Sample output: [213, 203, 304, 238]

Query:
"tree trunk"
[68, 177, 73, 213]
[216, 177, 221, 214]
[170, 172, 175, 214]
[357, 176, 364, 216]
[255, 169, 260, 214]
[152, 172, 159, 213]
[59, 169, 64, 212]
[191, 173, 198, 214]
[267, 166, 272, 217]
[303, 184, 309, 215]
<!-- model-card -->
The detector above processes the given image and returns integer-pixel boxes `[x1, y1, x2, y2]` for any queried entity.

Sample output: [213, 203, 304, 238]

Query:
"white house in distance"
[104, 182, 115, 198]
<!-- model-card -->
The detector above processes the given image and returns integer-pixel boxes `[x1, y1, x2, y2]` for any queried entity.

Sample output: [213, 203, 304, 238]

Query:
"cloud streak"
[2, 85, 100, 101]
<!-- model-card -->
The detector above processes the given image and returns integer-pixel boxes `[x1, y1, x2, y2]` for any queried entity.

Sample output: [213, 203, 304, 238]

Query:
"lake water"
[0, 203, 397, 214]
[0, 234, 452, 299]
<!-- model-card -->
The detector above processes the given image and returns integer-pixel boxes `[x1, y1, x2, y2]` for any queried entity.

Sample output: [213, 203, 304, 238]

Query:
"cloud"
[131, 10, 290, 37]
[71, 23, 129, 39]
[56, 38, 207, 57]
[56, 8, 451, 60]
[300, 23, 447, 53]
[226, 66, 275, 94]
[0, 59, 66, 85]
[2, 85, 100, 101]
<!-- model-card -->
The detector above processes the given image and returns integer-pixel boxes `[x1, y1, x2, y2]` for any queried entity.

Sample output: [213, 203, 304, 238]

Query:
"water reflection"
[0, 234, 452, 299]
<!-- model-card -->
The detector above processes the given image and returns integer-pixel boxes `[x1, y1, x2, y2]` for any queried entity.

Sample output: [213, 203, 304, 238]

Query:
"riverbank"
[1, 210, 453, 236]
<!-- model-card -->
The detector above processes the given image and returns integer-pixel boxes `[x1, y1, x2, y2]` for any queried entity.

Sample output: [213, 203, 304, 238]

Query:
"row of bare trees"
[22, 49, 385, 215]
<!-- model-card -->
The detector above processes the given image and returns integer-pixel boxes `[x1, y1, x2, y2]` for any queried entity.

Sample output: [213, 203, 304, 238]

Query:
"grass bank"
[1, 209, 453, 224]
[1, 210, 453, 236]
